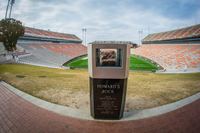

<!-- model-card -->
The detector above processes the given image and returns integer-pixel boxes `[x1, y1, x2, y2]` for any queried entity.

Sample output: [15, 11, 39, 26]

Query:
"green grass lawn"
[64, 56, 88, 68]
[129, 55, 158, 71]
[64, 55, 159, 71]
[0, 64, 200, 111]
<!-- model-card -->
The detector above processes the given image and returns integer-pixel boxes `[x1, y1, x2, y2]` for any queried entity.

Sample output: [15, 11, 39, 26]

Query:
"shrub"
[0, 18, 24, 52]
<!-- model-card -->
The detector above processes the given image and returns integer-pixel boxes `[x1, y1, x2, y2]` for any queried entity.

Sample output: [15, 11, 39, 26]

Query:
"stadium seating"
[41, 42, 87, 58]
[13, 27, 87, 68]
[2, 24, 200, 72]
[137, 24, 200, 72]
[133, 44, 200, 72]
[18, 42, 87, 67]
[143, 24, 200, 43]
[25, 27, 80, 41]
[17, 54, 53, 67]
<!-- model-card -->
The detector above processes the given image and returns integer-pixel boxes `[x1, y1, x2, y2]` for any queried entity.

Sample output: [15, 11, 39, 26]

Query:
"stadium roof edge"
[144, 24, 200, 38]
[142, 23, 200, 44]
[89, 41, 137, 45]
[25, 26, 78, 37]
[25, 26, 82, 41]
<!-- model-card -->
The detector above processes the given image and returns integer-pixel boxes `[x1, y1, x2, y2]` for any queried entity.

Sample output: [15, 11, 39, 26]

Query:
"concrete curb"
[1, 81, 200, 122]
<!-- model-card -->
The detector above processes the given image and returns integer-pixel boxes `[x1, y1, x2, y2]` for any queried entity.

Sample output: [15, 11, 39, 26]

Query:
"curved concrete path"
[0, 81, 200, 133]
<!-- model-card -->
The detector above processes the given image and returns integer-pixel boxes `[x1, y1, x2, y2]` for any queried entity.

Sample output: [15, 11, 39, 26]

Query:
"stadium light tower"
[9, 0, 15, 18]
[82, 28, 84, 44]
[5, 0, 10, 18]
[82, 28, 87, 45]
[138, 30, 143, 45]
[5, 0, 15, 19]
[85, 28, 87, 45]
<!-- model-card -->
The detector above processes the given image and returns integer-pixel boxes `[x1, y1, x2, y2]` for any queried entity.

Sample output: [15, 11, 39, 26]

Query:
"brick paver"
[0, 83, 200, 133]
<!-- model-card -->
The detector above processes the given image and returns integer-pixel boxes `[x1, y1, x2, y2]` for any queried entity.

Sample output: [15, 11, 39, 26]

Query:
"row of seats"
[17, 54, 56, 67]
[2, 27, 86, 68]
[27, 42, 87, 58]
[25, 27, 80, 41]
[143, 24, 200, 42]
[132, 44, 200, 71]
[18, 42, 87, 67]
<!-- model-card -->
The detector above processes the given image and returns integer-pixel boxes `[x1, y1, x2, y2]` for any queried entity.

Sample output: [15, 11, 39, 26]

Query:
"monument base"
[90, 77, 127, 120]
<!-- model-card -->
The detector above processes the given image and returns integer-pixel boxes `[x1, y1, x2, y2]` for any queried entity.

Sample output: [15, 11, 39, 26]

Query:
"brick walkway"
[0, 83, 200, 133]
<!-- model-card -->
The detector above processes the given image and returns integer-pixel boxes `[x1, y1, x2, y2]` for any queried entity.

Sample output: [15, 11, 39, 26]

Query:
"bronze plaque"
[90, 78, 127, 119]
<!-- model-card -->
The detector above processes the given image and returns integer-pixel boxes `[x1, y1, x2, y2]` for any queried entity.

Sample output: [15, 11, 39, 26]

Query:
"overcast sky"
[0, 0, 200, 43]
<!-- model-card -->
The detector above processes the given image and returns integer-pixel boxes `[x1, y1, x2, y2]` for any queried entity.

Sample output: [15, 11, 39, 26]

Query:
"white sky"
[0, 0, 200, 44]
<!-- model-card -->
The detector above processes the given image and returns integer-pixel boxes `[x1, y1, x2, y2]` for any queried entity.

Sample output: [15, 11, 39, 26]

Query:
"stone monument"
[88, 41, 132, 120]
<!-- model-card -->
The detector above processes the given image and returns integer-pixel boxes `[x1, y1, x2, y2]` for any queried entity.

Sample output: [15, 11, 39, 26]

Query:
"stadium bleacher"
[1, 24, 200, 72]
[24, 27, 81, 41]
[15, 27, 87, 68]
[133, 44, 200, 72]
[133, 24, 200, 72]
[18, 42, 86, 67]
[143, 24, 200, 44]
[40, 42, 87, 58]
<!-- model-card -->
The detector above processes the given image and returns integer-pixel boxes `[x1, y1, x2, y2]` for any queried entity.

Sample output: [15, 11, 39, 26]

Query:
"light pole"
[138, 30, 143, 45]
[85, 28, 87, 45]
[9, 0, 15, 18]
[5, 0, 10, 18]
[5, 0, 15, 19]
[82, 28, 87, 45]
